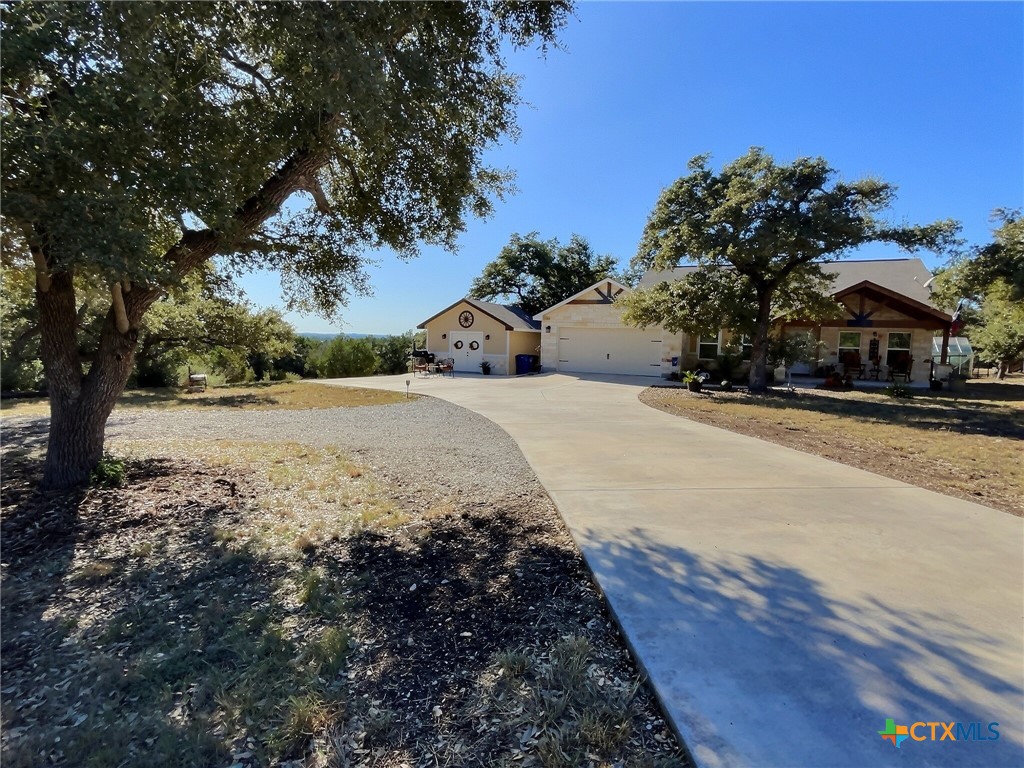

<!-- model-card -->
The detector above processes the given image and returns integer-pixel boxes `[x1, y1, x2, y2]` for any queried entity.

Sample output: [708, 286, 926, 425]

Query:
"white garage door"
[557, 327, 662, 376]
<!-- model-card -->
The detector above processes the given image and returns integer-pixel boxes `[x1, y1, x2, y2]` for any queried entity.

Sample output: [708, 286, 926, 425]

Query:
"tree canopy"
[623, 148, 959, 391]
[1, 0, 573, 487]
[934, 211, 1024, 306]
[934, 212, 1024, 377]
[469, 232, 616, 316]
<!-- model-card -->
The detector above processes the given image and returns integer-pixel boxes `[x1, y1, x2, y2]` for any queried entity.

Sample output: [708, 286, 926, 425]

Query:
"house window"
[886, 332, 912, 365]
[838, 331, 861, 358]
[698, 333, 720, 360]
[739, 334, 753, 360]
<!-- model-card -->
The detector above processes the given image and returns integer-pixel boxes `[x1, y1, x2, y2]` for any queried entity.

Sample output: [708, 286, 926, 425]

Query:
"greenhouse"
[932, 336, 974, 375]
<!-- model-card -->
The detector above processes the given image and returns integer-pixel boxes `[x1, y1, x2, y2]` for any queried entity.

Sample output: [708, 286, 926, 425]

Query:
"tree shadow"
[581, 527, 1024, 767]
[721, 389, 1024, 440]
[0, 456, 336, 766]
[119, 388, 281, 409]
[0, 417, 50, 460]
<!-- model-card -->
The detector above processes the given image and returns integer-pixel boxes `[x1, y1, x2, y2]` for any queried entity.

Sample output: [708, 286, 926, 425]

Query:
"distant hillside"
[300, 332, 377, 341]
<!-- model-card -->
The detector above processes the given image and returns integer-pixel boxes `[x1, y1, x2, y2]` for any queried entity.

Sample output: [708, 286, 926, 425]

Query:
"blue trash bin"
[515, 354, 531, 375]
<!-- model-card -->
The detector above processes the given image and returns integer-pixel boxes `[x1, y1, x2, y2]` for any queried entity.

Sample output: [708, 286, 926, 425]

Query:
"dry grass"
[641, 375, 1024, 516]
[0, 380, 409, 417]
[116, 438, 409, 547]
[2, 433, 688, 767]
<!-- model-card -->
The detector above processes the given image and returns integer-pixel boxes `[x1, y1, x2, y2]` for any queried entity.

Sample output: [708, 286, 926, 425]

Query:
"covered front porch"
[781, 279, 954, 385]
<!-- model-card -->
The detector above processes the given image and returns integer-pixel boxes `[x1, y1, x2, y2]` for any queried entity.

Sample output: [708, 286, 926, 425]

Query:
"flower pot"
[687, 381, 702, 392]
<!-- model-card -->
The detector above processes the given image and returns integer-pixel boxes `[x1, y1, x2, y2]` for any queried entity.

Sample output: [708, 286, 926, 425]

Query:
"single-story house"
[533, 258, 953, 383]
[417, 297, 540, 374]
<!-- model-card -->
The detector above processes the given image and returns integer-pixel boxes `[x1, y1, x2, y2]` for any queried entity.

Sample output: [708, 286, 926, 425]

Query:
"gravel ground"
[6, 397, 542, 505]
[1, 399, 691, 767]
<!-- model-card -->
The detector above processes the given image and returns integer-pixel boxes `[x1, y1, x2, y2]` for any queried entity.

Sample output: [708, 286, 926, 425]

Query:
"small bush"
[884, 382, 914, 399]
[134, 359, 179, 388]
[90, 455, 127, 487]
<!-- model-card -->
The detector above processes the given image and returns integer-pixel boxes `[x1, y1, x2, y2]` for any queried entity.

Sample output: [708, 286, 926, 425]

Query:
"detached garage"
[535, 279, 667, 377]
[418, 298, 541, 375]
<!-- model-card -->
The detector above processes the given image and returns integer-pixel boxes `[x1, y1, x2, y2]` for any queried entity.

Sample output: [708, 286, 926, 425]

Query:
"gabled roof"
[533, 278, 631, 319]
[640, 258, 942, 309]
[832, 280, 951, 322]
[417, 297, 540, 331]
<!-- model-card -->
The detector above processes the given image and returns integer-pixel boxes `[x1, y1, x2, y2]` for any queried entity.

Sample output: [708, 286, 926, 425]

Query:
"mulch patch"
[1, 451, 688, 767]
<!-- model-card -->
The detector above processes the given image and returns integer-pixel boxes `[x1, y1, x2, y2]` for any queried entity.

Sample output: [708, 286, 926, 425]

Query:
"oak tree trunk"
[747, 288, 775, 394]
[33, 137, 337, 489]
[38, 271, 138, 489]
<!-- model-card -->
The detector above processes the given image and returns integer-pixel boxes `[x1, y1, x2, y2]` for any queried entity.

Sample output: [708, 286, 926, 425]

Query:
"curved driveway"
[325, 373, 1023, 767]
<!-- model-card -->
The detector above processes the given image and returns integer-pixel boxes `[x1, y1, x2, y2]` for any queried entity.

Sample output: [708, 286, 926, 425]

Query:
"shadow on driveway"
[583, 527, 1023, 767]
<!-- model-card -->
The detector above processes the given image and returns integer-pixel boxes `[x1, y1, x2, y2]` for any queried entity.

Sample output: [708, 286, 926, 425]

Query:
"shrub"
[884, 382, 914, 399]
[133, 359, 179, 388]
[90, 455, 127, 487]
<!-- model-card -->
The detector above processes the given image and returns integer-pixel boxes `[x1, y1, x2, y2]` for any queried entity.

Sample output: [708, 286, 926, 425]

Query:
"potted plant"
[681, 370, 703, 392]
[479, 360, 492, 375]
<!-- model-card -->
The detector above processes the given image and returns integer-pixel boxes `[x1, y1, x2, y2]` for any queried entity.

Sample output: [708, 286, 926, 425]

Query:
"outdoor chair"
[186, 370, 208, 392]
[840, 351, 865, 379]
[888, 354, 914, 383]
[438, 358, 455, 377]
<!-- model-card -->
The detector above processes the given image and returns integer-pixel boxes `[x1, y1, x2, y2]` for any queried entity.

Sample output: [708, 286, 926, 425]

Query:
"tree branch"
[111, 282, 130, 333]
[220, 48, 277, 96]
[22, 225, 52, 292]
[300, 174, 331, 214]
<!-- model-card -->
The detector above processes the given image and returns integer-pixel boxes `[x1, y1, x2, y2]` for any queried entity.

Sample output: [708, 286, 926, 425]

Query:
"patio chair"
[841, 351, 865, 380]
[438, 357, 455, 377]
[888, 354, 914, 383]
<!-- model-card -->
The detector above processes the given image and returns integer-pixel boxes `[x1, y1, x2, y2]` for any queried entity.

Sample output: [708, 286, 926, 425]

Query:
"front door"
[450, 331, 484, 373]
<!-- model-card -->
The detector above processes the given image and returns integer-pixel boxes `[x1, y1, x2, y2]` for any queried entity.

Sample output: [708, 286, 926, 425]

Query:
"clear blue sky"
[236, 1, 1024, 335]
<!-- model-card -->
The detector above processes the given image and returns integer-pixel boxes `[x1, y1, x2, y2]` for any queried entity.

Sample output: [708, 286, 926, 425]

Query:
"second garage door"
[557, 327, 662, 376]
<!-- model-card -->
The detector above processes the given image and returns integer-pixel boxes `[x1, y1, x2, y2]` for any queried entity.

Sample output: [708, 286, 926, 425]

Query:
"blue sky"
[236, 1, 1024, 335]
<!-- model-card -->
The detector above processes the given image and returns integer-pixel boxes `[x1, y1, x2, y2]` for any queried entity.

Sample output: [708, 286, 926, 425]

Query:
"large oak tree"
[934, 211, 1024, 377]
[623, 148, 959, 392]
[469, 232, 616, 316]
[1, 1, 572, 488]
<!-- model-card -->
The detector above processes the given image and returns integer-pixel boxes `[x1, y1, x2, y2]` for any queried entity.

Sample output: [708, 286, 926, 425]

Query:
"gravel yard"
[2, 396, 688, 767]
[102, 397, 541, 504]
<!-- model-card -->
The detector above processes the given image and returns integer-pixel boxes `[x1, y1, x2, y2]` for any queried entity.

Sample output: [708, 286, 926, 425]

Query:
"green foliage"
[933, 210, 1024, 309]
[768, 332, 821, 368]
[90, 456, 126, 488]
[624, 148, 959, 392]
[715, 345, 744, 382]
[2, 1, 573, 486]
[139, 270, 297, 381]
[480, 359, 493, 374]
[1, 254, 302, 388]
[313, 336, 377, 379]
[370, 332, 416, 375]
[623, 263, 840, 338]
[884, 382, 914, 399]
[3, 2, 572, 306]
[970, 280, 1024, 372]
[932, 212, 1024, 376]
[470, 233, 617, 316]
[270, 336, 320, 379]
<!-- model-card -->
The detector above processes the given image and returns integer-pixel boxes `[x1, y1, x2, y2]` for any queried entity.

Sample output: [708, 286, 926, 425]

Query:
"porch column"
[940, 325, 950, 365]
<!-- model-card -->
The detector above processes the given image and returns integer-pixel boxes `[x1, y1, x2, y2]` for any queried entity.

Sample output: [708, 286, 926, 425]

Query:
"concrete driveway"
[324, 372, 1024, 767]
